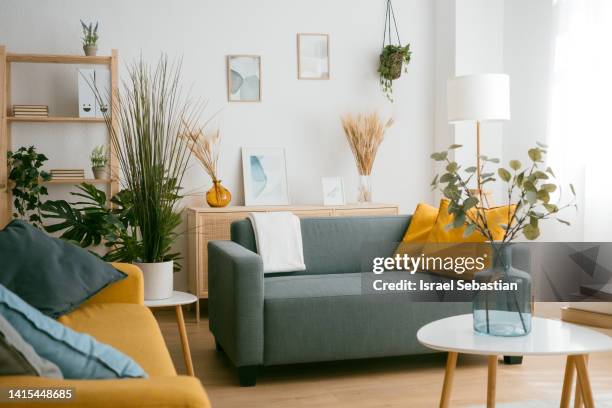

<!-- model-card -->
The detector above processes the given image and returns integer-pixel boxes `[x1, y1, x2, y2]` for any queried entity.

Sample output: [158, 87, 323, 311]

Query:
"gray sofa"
[208, 215, 525, 386]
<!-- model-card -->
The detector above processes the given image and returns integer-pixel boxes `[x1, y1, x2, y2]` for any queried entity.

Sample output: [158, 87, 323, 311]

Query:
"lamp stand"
[470, 120, 494, 207]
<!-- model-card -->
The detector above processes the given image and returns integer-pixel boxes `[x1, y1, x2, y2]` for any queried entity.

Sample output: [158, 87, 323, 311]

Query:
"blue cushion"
[0, 284, 147, 379]
[0, 220, 126, 318]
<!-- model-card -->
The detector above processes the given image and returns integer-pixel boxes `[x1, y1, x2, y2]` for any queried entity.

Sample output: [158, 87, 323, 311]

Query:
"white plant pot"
[135, 261, 174, 300]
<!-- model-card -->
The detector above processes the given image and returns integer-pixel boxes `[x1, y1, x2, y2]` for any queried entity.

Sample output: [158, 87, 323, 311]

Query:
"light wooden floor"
[155, 303, 612, 407]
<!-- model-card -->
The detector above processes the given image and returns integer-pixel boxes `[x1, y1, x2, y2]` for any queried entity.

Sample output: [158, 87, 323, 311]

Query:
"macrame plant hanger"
[382, 0, 401, 50]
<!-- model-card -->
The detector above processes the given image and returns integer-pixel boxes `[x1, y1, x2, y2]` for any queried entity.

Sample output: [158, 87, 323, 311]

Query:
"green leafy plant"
[80, 20, 99, 46]
[90, 55, 201, 265]
[42, 183, 159, 264]
[7, 146, 51, 228]
[430, 142, 577, 242]
[90, 145, 108, 167]
[378, 44, 411, 102]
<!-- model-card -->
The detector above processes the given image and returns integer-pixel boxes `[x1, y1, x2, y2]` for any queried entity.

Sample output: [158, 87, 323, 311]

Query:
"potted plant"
[378, 44, 411, 102]
[80, 20, 99, 56]
[87, 56, 202, 300]
[90, 145, 108, 180]
[7, 146, 51, 229]
[431, 142, 576, 336]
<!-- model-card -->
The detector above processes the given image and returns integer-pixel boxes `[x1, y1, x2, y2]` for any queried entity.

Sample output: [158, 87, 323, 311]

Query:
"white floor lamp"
[447, 73, 510, 205]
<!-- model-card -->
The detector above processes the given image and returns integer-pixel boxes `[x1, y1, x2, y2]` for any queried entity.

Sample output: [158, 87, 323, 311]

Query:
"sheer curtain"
[548, 0, 612, 241]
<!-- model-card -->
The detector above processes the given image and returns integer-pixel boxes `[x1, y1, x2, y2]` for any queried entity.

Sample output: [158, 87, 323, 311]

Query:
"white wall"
[0, 0, 436, 290]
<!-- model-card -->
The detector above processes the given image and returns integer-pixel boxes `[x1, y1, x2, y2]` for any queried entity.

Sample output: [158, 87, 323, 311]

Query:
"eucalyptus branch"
[431, 142, 576, 242]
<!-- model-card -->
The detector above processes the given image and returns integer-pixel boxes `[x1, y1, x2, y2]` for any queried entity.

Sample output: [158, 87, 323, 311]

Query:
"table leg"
[574, 354, 594, 408]
[487, 356, 497, 408]
[175, 305, 195, 376]
[560, 356, 576, 408]
[195, 298, 200, 324]
[440, 352, 458, 408]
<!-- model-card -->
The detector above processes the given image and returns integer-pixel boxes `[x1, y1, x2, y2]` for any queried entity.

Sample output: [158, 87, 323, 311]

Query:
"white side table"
[145, 291, 198, 376]
[417, 314, 612, 408]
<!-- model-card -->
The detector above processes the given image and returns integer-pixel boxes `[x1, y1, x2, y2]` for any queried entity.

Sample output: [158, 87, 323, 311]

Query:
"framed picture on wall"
[227, 55, 261, 102]
[297, 33, 330, 79]
[242, 147, 290, 205]
[321, 177, 345, 206]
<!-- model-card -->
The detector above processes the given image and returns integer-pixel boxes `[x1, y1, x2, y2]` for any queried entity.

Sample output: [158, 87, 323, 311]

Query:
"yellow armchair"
[83, 263, 144, 306]
[0, 262, 211, 408]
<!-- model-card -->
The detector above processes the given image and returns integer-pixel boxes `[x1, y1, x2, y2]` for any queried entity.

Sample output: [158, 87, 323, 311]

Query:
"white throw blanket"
[247, 212, 306, 273]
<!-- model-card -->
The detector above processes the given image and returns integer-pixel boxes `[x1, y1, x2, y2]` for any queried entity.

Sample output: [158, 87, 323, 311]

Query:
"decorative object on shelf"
[241, 147, 289, 206]
[92, 55, 205, 300]
[431, 142, 577, 336]
[80, 20, 99, 56]
[90, 145, 108, 180]
[77, 68, 96, 118]
[93, 68, 110, 117]
[7, 146, 50, 228]
[50, 169, 85, 180]
[341, 112, 393, 203]
[297, 33, 330, 80]
[180, 126, 231, 207]
[12, 105, 48, 118]
[447, 73, 510, 204]
[227, 55, 261, 102]
[379, 0, 411, 102]
[78, 68, 111, 118]
[321, 177, 345, 206]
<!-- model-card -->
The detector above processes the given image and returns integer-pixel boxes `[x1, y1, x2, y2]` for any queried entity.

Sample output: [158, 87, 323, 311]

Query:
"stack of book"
[50, 169, 85, 180]
[12, 105, 49, 117]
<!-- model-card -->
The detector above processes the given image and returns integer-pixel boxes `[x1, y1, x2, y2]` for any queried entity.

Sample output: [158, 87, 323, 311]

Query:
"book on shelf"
[12, 105, 49, 117]
[50, 169, 85, 179]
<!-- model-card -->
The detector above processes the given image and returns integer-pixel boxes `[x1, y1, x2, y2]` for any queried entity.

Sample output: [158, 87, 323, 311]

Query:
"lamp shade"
[447, 74, 510, 123]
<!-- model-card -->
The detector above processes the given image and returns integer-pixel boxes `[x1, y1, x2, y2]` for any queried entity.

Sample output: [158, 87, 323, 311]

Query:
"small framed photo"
[227, 55, 261, 102]
[321, 177, 345, 206]
[242, 147, 290, 206]
[297, 33, 330, 80]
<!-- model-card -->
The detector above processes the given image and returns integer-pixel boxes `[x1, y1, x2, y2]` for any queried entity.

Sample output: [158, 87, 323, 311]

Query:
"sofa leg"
[215, 339, 224, 353]
[503, 356, 523, 365]
[238, 366, 258, 387]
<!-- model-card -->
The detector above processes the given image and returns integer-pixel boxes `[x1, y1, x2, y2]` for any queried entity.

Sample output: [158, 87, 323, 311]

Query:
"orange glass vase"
[206, 180, 231, 207]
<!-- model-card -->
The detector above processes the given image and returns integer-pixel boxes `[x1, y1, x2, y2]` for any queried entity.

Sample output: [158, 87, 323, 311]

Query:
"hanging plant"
[378, 0, 412, 102]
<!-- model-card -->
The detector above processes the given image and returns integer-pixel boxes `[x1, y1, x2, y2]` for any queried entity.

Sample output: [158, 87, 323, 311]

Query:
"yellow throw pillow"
[422, 199, 515, 279]
[427, 199, 512, 243]
[401, 202, 439, 243]
[395, 203, 439, 257]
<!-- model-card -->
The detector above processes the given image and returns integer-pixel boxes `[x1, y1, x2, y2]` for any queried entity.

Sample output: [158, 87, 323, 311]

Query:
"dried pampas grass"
[180, 124, 221, 181]
[341, 112, 394, 175]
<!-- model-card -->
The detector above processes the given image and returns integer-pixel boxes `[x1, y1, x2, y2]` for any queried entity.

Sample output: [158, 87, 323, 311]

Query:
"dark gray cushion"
[232, 215, 412, 275]
[0, 314, 62, 378]
[0, 220, 126, 318]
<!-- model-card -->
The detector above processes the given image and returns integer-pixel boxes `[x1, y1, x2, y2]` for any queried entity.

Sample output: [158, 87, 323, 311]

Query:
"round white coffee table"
[145, 291, 198, 376]
[417, 314, 612, 408]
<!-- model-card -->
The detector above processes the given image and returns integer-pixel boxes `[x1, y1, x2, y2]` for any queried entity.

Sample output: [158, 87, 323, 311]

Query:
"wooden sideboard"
[187, 203, 399, 304]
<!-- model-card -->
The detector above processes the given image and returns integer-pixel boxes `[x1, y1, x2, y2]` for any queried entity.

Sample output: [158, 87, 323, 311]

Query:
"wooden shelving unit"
[0, 46, 119, 227]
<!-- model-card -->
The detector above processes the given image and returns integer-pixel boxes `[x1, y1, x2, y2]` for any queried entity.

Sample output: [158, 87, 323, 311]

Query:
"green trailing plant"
[90, 145, 108, 168]
[80, 20, 99, 46]
[430, 142, 577, 242]
[90, 55, 201, 265]
[378, 44, 411, 102]
[7, 146, 51, 228]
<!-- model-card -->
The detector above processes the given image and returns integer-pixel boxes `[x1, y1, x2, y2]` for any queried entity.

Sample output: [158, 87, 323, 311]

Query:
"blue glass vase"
[472, 243, 532, 337]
